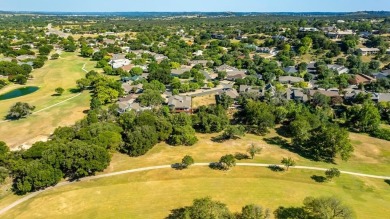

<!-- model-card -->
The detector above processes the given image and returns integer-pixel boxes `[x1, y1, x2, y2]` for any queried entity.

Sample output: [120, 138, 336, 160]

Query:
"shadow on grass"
[264, 136, 289, 148]
[51, 93, 61, 97]
[171, 163, 187, 170]
[234, 152, 250, 160]
[275, 125, 293, 138]
[385, 179, 390, 186]
[69, 88, 81, 93]
[268, 165, 285, 172]
[311, 175, 327, 183]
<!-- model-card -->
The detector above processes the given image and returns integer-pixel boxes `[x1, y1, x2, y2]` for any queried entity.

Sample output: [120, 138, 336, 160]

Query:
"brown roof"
[351, 74, 376, 85]
[121, 64, 134, 71]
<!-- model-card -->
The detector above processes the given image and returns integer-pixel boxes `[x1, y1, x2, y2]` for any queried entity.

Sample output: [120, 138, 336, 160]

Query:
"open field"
[105, 131, 390, 176]
[192, 94, 216, 109]
[1, 167, 389, 219]
[0, 128, 389, 217]
[0, 52, 96, 148]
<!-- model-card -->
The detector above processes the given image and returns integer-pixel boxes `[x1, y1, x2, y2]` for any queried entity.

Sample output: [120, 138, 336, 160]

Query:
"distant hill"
[0, 11, 389, 18]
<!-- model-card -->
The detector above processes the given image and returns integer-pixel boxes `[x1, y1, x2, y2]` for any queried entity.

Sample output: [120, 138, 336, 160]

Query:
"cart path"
[1, 162, 389, 215]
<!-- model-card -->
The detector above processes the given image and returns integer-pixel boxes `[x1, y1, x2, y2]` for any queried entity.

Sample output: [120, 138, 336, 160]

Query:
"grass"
[0, 52, 95, 148]
[192, 95, 216, 109]
[0, 131, 389, 218]
[1, 167, 389, 219]
[105, 131, 390, 176]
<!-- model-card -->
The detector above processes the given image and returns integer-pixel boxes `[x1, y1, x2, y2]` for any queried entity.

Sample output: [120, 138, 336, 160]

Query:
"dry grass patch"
[192, 95, 216, 109]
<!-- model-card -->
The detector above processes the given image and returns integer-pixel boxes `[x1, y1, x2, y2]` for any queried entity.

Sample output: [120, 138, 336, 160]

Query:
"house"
[226, 72, 246, 81]
[350, 74, 376, 85]
[168, 95, 192, 113]
[218, 88, 239, 99]
[215, 64, 239, 73]
[257, 47, 273, 53]
[358, 48, 380, 56]
[110, 59, 131, 69]
[327, 30, 354, 39]
[307, 62, 317, 74]
[211, 34, 226, 40]
[192, 50, 203, 56]
[372, 72, 390, 80]
[327, 64, 349, 75]
[272, 35, 288, 41]
[286, 89, 308, 102]
[279, 76, 304, 84]
[372, 93, 390, 103]
[309, 89, 340, 98]
[283, 66, 298, 74]
[201, 70, 212, 80]
[16, 55, 35, 61]
[171, 66, 192, 77]
[189, 60, 211, 67]
[299, 27, 319, 32]
[239, 85, 262, 96]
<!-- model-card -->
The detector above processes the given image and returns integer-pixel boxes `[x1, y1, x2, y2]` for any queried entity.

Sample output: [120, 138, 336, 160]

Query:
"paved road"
[0, 162, 389, 215]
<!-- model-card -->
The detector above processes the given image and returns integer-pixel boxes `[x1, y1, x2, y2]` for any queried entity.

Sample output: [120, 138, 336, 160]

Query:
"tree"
[217, 71, 227, 80]
[220, 125, 245, 140]
[219, 154, 236, 170]
[130, 67, 143, 76]
[239, 101, 275, 135]
[347, 101, 380, 133]
[137, 89, 165, 107]
[281, 157, 295, 171]
[42, 140, 110, 179]
[240, 204, 264, 219]
[143, 80, 166, 93]
[306, 124, 353, 162]
[193, 105, 229, 133]
[55, 87, 64, 95]
[13, 160, 63, 194]
[182, 155, 194, 168]
[0, 167, 8, 184]
[51, 53, 60, 60]
[303, 196, 354, 219]
[247, 143, 262, 159]
[7, 102, 35, 119]
[166, 197, 234, 219]
[121, 125, 159, 156]
[217, 93, 234, 109]
[325, 168, 341, 181]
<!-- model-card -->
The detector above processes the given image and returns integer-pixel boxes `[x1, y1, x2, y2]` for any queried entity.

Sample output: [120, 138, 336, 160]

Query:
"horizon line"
[1, 10, 389, 13]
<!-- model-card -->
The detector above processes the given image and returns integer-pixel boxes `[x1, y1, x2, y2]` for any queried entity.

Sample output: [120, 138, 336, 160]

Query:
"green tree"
[7, 102, 35, 119]
[347, 101, 380, 133]
[325, 168, 341, 181]
[42, 140, 110, 179]
[219, 154, 236, 170]
[217, 93, 234, 110]
[143, 80, 166, 93]
[137, 89, 165, 107]
[51, 53, 60, 60]
[220, 125, 245, 140]
[182, 155, 195, 168]
[240, 204, 264, 219]
[13, 160, 63, 194]
[121, 125, 159, 156]
[129, 67, 143, 76]
[0, 167, 8, 184]
[281, 157, 295, 171]
[55, 87, 65, 95]
[167, 197, 234, 219]
[303, 196, 354, 219]
[247, 143, 262, 159]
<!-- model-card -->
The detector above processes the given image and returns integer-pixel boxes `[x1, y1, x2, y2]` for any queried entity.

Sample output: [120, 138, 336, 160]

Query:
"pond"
[0, 86, 40, 101]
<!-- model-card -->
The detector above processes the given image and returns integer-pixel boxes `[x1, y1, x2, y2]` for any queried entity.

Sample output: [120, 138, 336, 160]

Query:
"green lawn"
[1, 167, 389, 219]
[0, 52, 95, 148]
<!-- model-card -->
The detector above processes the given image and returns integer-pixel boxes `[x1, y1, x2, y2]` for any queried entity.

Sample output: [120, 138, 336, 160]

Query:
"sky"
[1, 0, 390, 12]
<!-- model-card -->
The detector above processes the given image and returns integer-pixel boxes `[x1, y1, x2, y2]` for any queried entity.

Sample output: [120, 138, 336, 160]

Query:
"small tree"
[55, 87, 65, 96]
[7, 102, 35, 120]
[220, 125, 245, 140]
[51, 53, 60, 60]
[219, 154, 236, 170]
[182, 155, 194, 168]
[325, 168, 341, 181]
[281, 157, 295, 171]
[247, 143, 262, 159]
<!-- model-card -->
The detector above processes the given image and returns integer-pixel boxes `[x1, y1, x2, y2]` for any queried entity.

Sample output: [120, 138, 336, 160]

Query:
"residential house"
[327, 64, 349, 75]
[283, 66, 298, 74]
[257, 47, 273, 53]
[372, 93, 390, 103]
[192, 50, 203, 56]
[306, 62, 317, 74]
[110, 54, 130, 69]
[309, 89, 340, 98]
[189, 60, 211, 67]
[372, 72, 390, 80]
[272, 35, 288, 41]
[358, 48, 380, 56]
[278, 76, 304, 84]
[171, 66, 192, 77]
[299, 27, 319, 32]
[211, 34, 226, 40]
[168, 95, 192, 113]
[286, 89, 308, 102]
[201, 70, 212, 80]
[327, 30, 354, 39]
[350, 74, 376, 85]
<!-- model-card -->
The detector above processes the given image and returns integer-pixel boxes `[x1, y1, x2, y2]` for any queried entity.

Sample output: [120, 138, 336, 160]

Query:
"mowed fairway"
[1, 167, 389, 219]
[0, 52, 94, 148]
